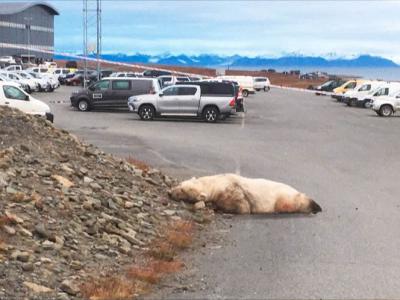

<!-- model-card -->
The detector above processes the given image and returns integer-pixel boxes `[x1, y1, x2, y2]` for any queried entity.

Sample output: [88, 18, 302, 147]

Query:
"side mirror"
[159, 92, 164, 97]
[25, 95, 29, 101]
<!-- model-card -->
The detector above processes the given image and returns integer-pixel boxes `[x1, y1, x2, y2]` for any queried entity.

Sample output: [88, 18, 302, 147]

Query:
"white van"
[0, 81, 53, 122]
[217, 75, 255, 97]
[362, 82, 400, 108]
[253, 77, 271, 92]
[342, 81, 384, 107]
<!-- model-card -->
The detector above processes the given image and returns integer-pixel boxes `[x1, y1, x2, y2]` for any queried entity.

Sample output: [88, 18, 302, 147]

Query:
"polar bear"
[168, 174, 322, 214]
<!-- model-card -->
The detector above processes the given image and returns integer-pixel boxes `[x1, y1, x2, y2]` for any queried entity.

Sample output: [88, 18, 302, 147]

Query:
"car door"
[88, 79, 111, 108]
[157, 86, 180, 114]
[177, 86, 200, 114]
[1, 85, 33, 112]
[395, 93, 400, 110]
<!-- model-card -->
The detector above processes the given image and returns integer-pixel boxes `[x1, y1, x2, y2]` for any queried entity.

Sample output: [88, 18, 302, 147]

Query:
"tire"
[379, 104, 393, 117]
[77, 99, 90, 112]
[349, 98, 357, 107]
[255, 89, 260, 92]
[138, 105, 155, 121]
[363, 100, 371, 108]
[202, 106, 219, 123]
[264, 86, 270, 92]
[242, 90, 249, 97]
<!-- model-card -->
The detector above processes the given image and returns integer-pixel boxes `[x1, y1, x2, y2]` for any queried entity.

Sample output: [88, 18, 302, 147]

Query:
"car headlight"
[128, 97, 137, 102]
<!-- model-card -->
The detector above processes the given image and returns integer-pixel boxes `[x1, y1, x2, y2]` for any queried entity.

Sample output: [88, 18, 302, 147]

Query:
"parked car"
[17, 71, 53, 92]
[0, 72, 39, 93]
[65, 70, 98, 86]
[0, 56, 16, 64]
[2, 64, 22, 72]
[217, 75, 255, 97]
[314, 79, 346, 94]
[332, 79, 364, 101]
[0, 81, 53, 122]
[70, 77, 161, 111]
[142, 69, 172, 78]
[363, 83, 400, 109]
[110, 72, 137, 78]
[177, 80, 244, 113]
[158, 75, 191, 88]
[128, 82, 237, 122]
[0, 74, 27, 91]
[28, 72, 59, 91]
[342, 81, 384, 107]
[50, 68, 71, 82]
[253, 77, 271, 92]
[371, 90, 400, 117]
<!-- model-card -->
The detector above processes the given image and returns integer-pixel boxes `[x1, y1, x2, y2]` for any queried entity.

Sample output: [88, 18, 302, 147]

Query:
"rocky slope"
[0, 107, 195, 299]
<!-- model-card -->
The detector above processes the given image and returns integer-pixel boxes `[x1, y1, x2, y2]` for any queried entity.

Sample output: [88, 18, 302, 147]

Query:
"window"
[178, 87, 197, 96]
[3, 86, 27, 100]
[200, 83, 234, 96]
[177, 77, 189, 82]
[131, 80, 153, 94]
[92, 80, 110, 91]
[40, 69, 48, 73]
[161, 77, 172, 83]
[359, 84, 371, 92]
[163, 86, 179, 96]
[255, 78, 267, 82]
[345, 82, 357, 89]
[375, 88, 389, 96]
[112, 80, 130, 90]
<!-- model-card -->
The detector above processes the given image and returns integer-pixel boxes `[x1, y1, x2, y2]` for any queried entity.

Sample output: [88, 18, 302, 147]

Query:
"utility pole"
[83, 0, 88, 88]
[96, 0, 102, 80]
[83, 0, 102, 87]
[24, 17, 33, 64]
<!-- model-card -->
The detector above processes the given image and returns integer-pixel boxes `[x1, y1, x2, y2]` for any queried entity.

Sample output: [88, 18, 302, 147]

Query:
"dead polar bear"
[169, 174, 322, 214]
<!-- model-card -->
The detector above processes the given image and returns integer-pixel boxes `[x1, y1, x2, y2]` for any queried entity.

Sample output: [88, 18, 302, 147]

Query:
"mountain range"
[55, 53, 399, 68]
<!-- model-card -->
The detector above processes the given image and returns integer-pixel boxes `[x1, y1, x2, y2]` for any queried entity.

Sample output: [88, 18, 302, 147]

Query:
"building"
[0, 2, 59, 62]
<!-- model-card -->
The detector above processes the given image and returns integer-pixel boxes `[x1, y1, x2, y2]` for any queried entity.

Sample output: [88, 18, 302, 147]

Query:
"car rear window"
[178, 87, 197, 96]
[255, 78, 267, 82]
[201, 83, 234, 96]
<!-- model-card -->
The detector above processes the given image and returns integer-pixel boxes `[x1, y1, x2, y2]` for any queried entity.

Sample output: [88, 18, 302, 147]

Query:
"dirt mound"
[0, 107, 194, 299]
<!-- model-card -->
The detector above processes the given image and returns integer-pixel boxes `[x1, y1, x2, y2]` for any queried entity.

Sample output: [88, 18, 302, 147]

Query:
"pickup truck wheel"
[203, 106, 219, 123]
[242, 90, 249, 97]
[78, 99, 90, 112]
[139, 105, 155, 120]
[379, 104, 393, 117]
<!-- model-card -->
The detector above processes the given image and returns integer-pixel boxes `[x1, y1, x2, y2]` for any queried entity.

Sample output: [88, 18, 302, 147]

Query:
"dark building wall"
[0, 5, 55, 60]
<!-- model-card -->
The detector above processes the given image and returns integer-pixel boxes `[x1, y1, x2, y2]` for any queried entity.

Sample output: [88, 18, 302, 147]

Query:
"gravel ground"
[37, 85, 400, 299]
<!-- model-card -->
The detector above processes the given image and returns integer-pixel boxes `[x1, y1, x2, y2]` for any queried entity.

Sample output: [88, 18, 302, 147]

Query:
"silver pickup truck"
[127, 82, 237, 122]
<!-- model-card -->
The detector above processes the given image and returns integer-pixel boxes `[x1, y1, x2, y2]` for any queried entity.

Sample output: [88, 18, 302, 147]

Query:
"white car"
[0, 56, 16, 64]
[342, 81, 384, 107]
[26, 68, 60, 90]
[217, 75, 255, 97]
[2, 65, 22, 72]
[0, 81, 53, 122]
[110, 72, 137, 78]
[158, 75, 191, 88]
[371, 90, 400, 117]
[18, 71, 53, 92]
[253, 77, 271, 92]
[0, 72, 39, 93]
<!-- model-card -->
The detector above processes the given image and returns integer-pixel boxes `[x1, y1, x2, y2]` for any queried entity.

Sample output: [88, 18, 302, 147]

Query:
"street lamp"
[24, 17, 33, 64]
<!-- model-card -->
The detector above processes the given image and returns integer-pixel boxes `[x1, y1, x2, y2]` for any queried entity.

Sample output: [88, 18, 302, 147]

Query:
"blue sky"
[47, 0, 400, 62]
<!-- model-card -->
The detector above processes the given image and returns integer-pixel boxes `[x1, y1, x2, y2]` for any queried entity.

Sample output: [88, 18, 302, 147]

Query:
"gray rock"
[60, 279, 79, 296]
[11, 251, 31, 262]
[38, 170, 51, 177]
[34, 223, 50, 239]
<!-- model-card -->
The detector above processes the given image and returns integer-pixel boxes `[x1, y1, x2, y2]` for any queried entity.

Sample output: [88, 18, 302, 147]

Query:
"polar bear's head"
[168, 177, 207, 203]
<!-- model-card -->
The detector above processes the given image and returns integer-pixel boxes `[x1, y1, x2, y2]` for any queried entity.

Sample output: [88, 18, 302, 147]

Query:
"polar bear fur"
[169, 174, 322, 214]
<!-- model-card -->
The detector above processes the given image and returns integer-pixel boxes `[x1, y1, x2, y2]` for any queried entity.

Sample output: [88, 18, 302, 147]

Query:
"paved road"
[41, 86, 400, 299]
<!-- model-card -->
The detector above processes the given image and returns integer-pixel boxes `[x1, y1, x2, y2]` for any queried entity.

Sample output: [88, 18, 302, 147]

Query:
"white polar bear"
[169, 174, 322, 214]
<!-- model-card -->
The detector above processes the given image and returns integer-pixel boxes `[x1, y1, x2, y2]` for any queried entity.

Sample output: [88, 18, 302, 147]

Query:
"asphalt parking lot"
[39, 86, 400, 299]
